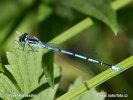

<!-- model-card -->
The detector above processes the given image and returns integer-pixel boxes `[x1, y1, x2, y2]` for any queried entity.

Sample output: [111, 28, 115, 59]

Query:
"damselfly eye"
[19, 33, 29, 43]
[24, 33, 28, 36]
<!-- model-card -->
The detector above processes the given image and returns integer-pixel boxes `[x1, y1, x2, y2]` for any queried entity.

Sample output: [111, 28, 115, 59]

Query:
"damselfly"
[19, 33, 123, 72]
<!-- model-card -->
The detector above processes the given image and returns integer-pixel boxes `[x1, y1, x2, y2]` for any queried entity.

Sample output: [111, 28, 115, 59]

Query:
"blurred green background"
[0, 0, 133, 100]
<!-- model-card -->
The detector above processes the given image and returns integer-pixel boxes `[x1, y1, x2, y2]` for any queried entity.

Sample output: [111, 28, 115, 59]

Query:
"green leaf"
[0, 63, 4, 73]
[60, 0, 118, 34]
[69, 77, 106, 100]
[42, 51, 54, 87]
[32, 64, 61, 100]
[0, 74, 20, 100]
[6, 47, 44, 93]
[0, 32, 61, 99]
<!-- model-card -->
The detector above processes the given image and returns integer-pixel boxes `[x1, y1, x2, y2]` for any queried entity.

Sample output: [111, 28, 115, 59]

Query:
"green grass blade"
[68, 77, 106, 100]
[111, 0, 133, 10]
[49, 18, 93, 45]
[57, 56, 133, 100]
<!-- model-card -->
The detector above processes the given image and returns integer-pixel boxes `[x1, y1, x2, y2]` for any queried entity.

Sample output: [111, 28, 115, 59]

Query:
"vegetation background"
[0, 0, 133, 100]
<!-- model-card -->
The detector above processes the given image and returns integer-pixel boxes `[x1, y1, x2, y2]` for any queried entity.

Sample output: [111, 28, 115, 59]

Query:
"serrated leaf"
[60, 0, 118, 34]
[0, 73, 20, 100]
[0, 32, 61, 100]
[6, 48, 44, 93]
[69, 77, 106, 100]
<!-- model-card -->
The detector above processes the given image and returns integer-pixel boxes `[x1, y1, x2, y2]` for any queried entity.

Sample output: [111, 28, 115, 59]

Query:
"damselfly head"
[19, 33, 28, 43]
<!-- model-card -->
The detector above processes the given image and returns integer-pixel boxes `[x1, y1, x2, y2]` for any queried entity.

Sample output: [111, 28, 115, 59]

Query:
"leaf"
[0, 63, 4, 73]
[69, 77, 106, 100]
[0, 32, 61, 99]
[0, 73, 20, 100]
[42, 51, 54, 87]
[6, 47, 44, 93]
[31, 64, 61, 100]
[60, 0, 118, 34]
